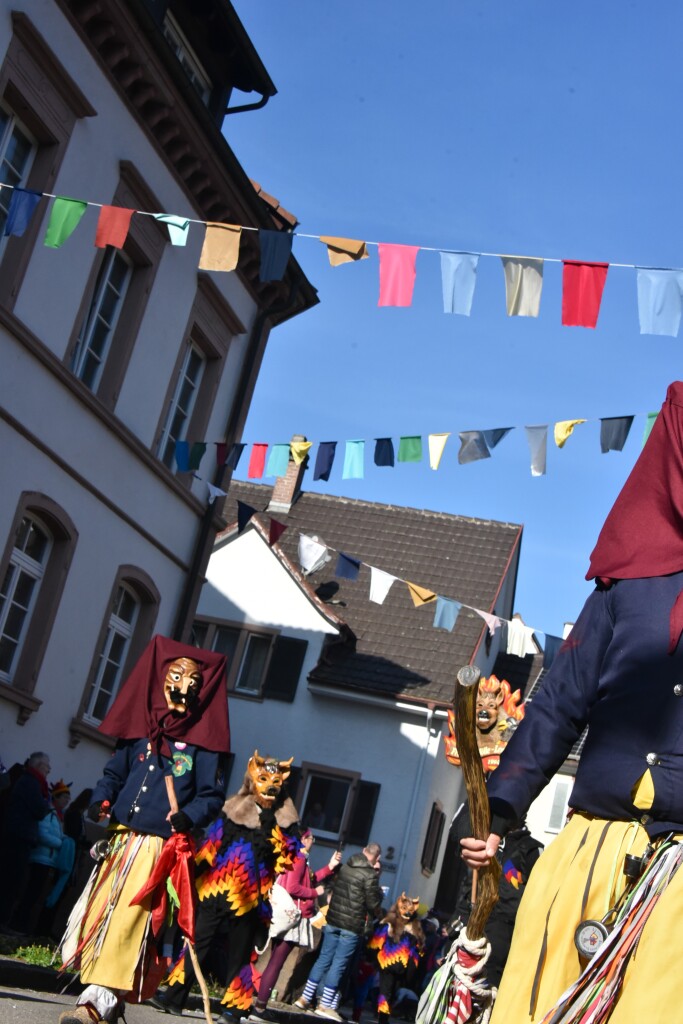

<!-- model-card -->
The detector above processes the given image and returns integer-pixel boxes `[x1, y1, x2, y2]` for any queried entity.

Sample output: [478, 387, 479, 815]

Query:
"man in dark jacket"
[297, 843, 383, 1021]
[0, 751, 51, 931]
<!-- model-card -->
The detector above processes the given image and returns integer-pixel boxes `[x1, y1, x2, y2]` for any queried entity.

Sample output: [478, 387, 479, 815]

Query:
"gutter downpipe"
[172, 271, 304, 640]
[393, 704, 437, 898]
[224, 94, 270, 115]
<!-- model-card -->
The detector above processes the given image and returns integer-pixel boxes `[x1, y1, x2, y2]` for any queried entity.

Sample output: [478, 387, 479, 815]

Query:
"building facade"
[0, 0, 316, 786]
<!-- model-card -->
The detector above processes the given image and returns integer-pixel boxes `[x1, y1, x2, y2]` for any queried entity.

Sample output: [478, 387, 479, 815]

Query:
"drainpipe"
[172, 271, 305, 640]
[392, 705, 438, 898]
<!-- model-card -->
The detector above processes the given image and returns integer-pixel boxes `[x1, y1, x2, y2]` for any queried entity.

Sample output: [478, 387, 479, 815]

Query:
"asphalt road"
[0, 986, 209, 1024]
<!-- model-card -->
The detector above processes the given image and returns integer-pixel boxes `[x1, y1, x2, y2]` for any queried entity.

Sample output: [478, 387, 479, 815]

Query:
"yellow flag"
[320, 235, 369, 266]
[554, 419, 587, 448]
[406, 581, 436, 607]
[290, 441, 312, 465]
[428, 433, 451, 470]
[199, 223, 241, 272]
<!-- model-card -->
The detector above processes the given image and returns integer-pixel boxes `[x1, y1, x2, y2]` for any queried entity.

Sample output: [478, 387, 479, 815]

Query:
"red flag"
[216, 442, 228, 466]
[269, 519, 287, 546]
[96, 205, 134, 248]
[248, 444, 267, 479]
[561, 261, 609, 327]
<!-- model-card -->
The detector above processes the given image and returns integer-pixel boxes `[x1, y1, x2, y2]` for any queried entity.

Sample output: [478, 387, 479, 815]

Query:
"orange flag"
[199, 223, 242, 272]
[406, 581, 436, 607]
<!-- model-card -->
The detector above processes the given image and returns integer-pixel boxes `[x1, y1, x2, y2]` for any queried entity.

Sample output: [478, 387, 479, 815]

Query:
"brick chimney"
[267, 434, 309, 514]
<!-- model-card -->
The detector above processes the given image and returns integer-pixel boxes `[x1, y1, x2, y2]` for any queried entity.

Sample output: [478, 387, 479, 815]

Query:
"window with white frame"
[162, 12, 212, 104]
[70, 248, 133, 392]
[158, 341, 207, 469]
[83, 583, 140, 724]
[0, 104, 35, 237]
[0, 515, 51, 682]
[192, 619, 308, 702]
[547, 775, 573, 833]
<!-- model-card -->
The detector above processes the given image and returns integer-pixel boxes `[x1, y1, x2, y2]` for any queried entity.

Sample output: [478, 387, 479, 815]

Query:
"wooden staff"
[165, 775, 213, 1024]
[454, 665, 501, 940]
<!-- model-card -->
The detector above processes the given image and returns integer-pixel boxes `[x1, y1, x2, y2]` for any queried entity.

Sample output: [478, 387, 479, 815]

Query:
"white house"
[193, 459, 538, 914]
[0, 0, 316, 789]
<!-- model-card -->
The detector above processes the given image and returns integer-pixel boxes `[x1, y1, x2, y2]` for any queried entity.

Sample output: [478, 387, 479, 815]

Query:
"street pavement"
[0, 985, 209, 1023]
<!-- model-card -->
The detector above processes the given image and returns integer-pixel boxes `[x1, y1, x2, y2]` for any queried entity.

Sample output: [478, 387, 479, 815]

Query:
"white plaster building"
[0, 0, 316, 789]
[193, 464, 533, 914]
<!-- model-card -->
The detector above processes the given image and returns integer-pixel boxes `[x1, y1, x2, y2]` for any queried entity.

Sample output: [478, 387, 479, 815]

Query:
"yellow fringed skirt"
[491, 812, 683, 1024]
[61, 829, 163, 995]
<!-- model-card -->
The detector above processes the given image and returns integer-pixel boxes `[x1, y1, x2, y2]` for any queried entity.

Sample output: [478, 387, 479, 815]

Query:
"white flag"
[369, 566, 397, 605]
[298, 535, 330, 574]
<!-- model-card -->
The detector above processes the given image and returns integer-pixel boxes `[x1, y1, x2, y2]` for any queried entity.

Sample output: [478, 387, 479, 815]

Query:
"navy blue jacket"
[488, 573, 683, 838]
[91, 738, 225, 839]
[4, 771, 49, 843]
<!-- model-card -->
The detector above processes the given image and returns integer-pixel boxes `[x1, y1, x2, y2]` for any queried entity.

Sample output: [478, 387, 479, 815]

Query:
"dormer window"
[162, 12, 212, 105]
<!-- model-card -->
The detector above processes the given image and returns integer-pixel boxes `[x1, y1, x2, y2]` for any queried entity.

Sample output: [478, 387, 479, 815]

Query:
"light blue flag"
[154, 213, 191, 246]
[342, 439, 365, 479]
[265, 443, 290, 478]
[434, 597, 461, 631]
[440, 252, 479, 315]
[637, 268, 683, 336]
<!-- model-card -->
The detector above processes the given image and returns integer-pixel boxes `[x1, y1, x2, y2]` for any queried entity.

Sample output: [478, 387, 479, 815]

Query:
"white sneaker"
[315, 1009, 343, 1022]
[294, 999, 311, 1011]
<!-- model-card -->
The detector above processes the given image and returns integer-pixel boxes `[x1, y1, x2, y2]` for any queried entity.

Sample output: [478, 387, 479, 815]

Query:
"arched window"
[0, 513, 52, 680]
[0, 494, 77, 723]
[83, 581, 141, 724]
[71, 567, 160, 744]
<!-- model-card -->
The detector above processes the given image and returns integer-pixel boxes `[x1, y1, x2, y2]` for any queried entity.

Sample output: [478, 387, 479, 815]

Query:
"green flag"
[642, 412, 658, 447]
[44, 197, 88, 248]
[398, 435, 423, 462]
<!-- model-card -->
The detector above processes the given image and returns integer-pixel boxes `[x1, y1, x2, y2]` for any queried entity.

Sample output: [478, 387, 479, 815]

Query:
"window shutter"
[261, 636, 308, 702]
[345, 781, 380, 847]
[420, 803, 446, 875]
[286, 764, 303, 806]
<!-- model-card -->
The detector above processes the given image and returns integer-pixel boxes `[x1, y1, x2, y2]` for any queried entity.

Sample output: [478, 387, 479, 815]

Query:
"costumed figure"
[58, 636, 230, 1024]
[368, 894, 424, 1024]
[444, 674, 525, 774]
[152, 750, 300, 1024]
[461, 379, 683, 1024]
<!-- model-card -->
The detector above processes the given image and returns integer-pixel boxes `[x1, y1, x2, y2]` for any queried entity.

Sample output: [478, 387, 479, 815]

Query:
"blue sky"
[225, 2, 683, 640]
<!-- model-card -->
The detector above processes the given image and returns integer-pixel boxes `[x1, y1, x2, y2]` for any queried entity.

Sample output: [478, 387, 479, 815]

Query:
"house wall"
[197, 528, 470, 909]
[0, 1, 285, 791]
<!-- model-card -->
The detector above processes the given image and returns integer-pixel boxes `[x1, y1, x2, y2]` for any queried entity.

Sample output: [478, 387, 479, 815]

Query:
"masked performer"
[59, 636, 229, 1024]
[461, 380, 683, 1024]
[368, 894, 424, 1024]
[151, 751, 299, 1023]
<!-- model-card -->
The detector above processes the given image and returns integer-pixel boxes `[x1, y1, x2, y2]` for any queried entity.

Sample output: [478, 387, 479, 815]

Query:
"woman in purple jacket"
[251, 828, 341, 1021]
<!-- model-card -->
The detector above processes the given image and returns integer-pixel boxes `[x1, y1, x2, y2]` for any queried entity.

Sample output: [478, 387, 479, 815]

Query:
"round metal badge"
[574, 918, 610, 958]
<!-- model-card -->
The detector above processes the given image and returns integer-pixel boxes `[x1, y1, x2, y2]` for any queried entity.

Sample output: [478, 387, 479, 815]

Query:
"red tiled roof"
[250, 179, 298, 228]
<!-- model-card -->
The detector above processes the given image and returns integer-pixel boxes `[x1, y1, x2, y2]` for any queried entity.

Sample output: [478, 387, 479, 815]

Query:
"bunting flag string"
[219, 497, 562, 657]
[7, 179, 683, 332]
[178, 406, 656, 482]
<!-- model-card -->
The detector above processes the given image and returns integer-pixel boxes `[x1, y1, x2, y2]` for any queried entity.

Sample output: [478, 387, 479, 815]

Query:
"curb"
[0, 955, 81, 995]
